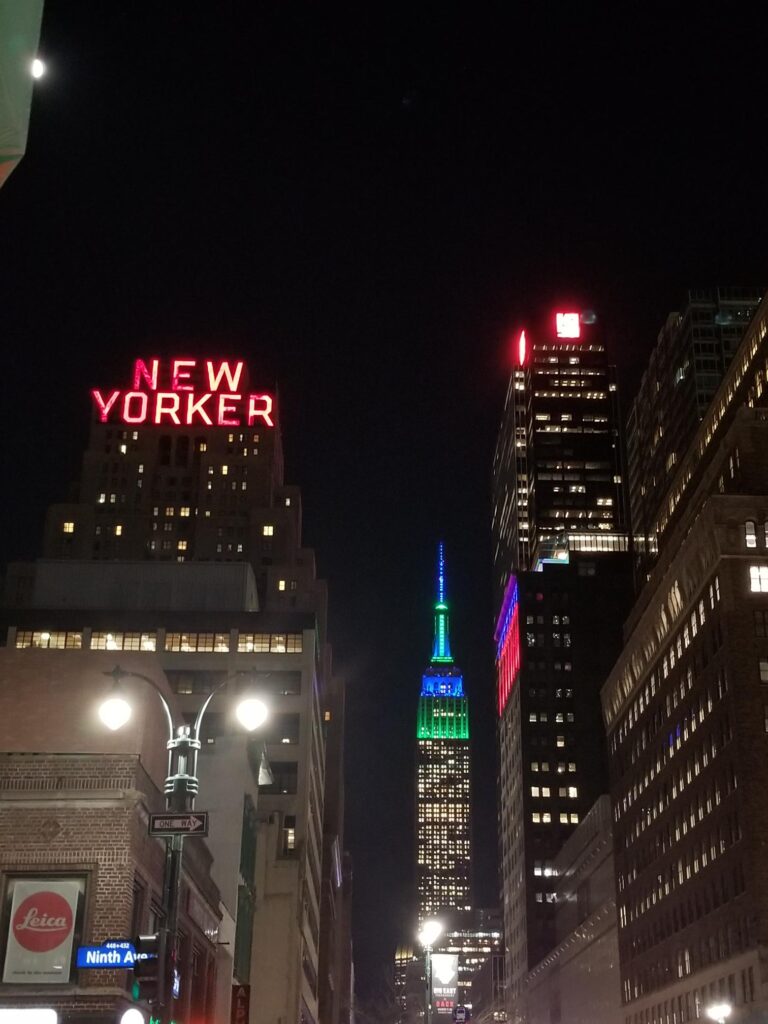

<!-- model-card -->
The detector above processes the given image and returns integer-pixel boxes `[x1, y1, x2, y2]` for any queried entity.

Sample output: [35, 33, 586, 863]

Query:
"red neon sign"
[555, 312, 580, 339]
[92, 359, 274, 428]
[518, 329, 527, 367]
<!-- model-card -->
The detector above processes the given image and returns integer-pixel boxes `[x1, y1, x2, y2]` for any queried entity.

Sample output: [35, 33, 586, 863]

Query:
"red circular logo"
[12, 891, 73, 952]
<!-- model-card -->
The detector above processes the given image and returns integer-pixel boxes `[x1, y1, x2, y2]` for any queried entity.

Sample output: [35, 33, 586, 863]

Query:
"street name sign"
[148, 812, 209, 837]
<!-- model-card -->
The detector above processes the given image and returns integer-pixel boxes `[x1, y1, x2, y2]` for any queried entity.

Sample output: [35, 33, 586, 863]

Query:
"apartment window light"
[115, 524, 123, 537]
[746, 521, 757, 548]
[750, 565, 768, 592]
[62, 521, 74, 534]
[278, 579, 286, 591]
[263, 525, 274, 536]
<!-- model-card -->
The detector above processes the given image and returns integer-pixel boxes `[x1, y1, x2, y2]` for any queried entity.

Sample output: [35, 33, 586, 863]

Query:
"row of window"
[530, 786, 577, 798]
[531, 811, 579, 824]
[528, 711, 575, 723]
[14, 630, 304, 654]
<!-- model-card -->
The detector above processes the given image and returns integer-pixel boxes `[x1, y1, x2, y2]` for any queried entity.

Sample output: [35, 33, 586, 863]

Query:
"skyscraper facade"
[602, 291, 768, 1024]
[416, 545, 472, 924]
[492, 308, 633, 1017]
[492, 309, 627, 602]
[627, 287, 762, 585]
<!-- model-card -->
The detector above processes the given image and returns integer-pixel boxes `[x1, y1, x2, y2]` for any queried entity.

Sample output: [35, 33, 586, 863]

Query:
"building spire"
[431, 542, 453, 663]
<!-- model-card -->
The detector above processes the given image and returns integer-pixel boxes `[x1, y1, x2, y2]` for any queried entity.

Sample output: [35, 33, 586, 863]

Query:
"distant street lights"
[417, 918, 444, 1024]
[99, 666, 269, 1024]
[706, 1004, 732, 1024]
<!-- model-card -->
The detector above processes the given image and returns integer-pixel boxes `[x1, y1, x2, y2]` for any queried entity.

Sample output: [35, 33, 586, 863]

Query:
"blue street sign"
[76, 941, 155, 969]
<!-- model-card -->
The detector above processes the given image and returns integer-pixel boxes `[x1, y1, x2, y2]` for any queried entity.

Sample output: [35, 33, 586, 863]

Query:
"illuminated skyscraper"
[491, 309, 633, 1016]
[416, 544, 472, 923]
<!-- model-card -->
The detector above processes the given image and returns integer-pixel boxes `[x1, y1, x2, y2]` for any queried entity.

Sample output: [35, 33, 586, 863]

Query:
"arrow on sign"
[148, 812, 209, 837]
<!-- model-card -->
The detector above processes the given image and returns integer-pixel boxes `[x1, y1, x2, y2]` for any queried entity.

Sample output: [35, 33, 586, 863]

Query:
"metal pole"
[425, 945, 432, 1024]
[165, 833, 184, 1022]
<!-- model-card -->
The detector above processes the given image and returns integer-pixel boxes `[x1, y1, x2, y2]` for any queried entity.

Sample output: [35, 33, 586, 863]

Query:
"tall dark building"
[492, 307, 632, 1016]
[627, 287, 762, 585]
[492, 308, 627, 602]
[602, 290, 768, 1024]
[416, 545, 472, 923]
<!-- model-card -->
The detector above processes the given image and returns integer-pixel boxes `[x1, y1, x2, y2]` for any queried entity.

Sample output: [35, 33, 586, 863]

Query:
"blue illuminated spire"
[431, 542, 453, 664]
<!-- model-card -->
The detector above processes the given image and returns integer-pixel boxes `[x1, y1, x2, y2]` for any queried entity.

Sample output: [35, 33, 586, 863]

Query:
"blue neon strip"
[495, 577, 519, 660]
[420, 673, 465, 698]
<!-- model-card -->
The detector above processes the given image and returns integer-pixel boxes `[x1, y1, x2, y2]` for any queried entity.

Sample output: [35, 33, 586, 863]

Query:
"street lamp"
[706, 1005, 732, 1024]
[99, 666, 268, 1024]
[417, 918, 443, 1024]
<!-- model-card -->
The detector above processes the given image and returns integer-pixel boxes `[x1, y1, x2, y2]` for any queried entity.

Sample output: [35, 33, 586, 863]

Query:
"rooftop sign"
[91, 358, 274, 428]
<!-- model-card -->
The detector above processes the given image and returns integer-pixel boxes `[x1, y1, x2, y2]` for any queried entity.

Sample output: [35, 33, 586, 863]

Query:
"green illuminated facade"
[416, 544, 472, 921]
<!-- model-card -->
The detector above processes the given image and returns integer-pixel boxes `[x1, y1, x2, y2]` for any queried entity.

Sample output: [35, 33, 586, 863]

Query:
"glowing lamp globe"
[235, 697, 268, 732]
[99, 695, 132, 731]
[417, 918, 443, 948]
[705, 1006, 732, 1024]
[120, 1010, 145, 1024]
[31, 58, 46, 79]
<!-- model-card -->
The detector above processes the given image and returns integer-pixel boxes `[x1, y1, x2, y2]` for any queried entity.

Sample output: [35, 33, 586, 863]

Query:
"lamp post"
[99, 666, 268, 1024]
[417, 918, 443, 1024]
[706, 1004, 732, 1024]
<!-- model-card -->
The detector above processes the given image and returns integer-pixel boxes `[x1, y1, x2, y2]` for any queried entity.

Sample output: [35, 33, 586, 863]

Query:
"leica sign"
[13, 892, 74, 953]
[3, 880, 80, 984]
[91, 358, 275, 428]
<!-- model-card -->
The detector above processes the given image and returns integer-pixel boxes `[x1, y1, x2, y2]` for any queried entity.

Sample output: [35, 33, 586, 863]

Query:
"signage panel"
[232, 984, 251, 1024]
[76, 941, 138, 968]
[2, 880, 80, 984]
[431, 953, 459, 1017]
[91, 358, 275, 428]
[149, 812, 209, 837]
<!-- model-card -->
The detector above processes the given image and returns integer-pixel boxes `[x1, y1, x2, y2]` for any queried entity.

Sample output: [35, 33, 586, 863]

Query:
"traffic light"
[132, 932, 162, 1005]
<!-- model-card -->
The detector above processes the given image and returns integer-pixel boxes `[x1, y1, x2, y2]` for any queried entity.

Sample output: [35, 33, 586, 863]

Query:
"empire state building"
[416, 545, 472, 922]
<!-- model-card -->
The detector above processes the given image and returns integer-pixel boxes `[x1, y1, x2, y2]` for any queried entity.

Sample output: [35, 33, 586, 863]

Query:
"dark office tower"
[495, 553, 632, 1012]
[601, 290, 768, 1024]
[416, 544, 472, 923]
[492, 308, 627, 607]
[627, 287, 763, 585]
[492, 307, 633, 1018]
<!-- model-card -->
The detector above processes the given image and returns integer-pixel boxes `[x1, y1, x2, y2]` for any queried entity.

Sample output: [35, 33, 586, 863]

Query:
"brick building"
[0, 649, 222, 1023]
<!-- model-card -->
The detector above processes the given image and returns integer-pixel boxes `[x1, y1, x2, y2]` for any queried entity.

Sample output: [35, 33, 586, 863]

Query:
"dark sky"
[1, 1, 767, 998]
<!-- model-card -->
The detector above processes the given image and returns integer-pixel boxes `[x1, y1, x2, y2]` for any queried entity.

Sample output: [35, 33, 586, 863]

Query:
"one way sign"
[149, 812, 209, 837]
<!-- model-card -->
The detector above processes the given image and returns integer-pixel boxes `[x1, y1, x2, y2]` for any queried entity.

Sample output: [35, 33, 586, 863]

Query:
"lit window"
[541, 786, 550, 797]
[178, 540, 187, 551]
[568, 762, 576, 772]
[263, 525, 275, 536]
[746, 521, 757, 548]
[760, 659, 768, 683]
[278, 579, 286, 591]
[285, 497, 291, 506]
[570, 813, 579, 824]
[568, 786, 578, 798]
[531, 786, 540, 797]
[542, 812, 551, 823]
[221, 465, 229, 475]
[531, 762, 539, 772]
[180, 506, 191, 517]
[559, 813, 569, 823]
[62, 521, 74, 534]
[750, 565, 768, 592]
[119, 443, 127, 454]
[115, 525, 123, 536]
[165, 506, 175, 517]
[532, 812, 541, 823]
[98, 493, 106, 504]
[556, 735, 565, 748]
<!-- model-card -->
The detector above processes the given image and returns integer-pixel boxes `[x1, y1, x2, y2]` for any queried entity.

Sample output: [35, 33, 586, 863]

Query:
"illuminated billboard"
[91, 358, 274, 428]
[555, 311, 580, 338]
[430, 953, 459, 1016]
[495, 576, 521, 716]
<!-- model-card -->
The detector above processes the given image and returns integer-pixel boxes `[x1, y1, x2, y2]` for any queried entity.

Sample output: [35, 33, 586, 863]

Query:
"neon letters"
[91, 359, 274, 428]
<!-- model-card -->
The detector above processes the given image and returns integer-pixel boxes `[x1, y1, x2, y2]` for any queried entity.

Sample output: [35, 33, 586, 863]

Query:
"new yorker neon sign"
[91, 359, 274, 427]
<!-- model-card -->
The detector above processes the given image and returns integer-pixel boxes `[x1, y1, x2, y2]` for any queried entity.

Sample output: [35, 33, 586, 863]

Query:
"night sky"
[1, 2, 767, 998]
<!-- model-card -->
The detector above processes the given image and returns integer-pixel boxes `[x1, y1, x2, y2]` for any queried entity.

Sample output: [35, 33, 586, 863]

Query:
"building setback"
[602, 291, 768, 1024]
[627, 287, 762, 586]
